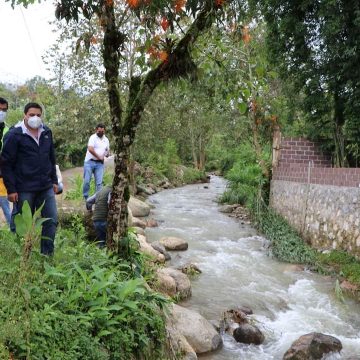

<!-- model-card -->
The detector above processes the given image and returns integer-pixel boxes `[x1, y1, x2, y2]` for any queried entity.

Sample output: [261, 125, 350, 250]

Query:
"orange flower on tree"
[126, 0, 140, 9]
[174, 0, 186, 13]
[90, 36, 98, 44]
[158, 50, 168, 62]
[161, 17, 169, 31]
[215, 0, 225, 7]
[242, 25, 251, 44]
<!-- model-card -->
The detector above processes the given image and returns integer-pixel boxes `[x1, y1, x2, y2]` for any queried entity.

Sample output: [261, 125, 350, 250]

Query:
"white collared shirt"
[19, 120, 44, 145]
[84, 133, 110, 162]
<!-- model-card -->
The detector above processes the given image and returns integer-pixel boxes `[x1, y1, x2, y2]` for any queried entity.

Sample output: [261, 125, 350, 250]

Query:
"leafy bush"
[0, 215, 168, 359]
[182, 167, 206, 183]
[218, 142, 270, 206]
[252, 203, 317, 265]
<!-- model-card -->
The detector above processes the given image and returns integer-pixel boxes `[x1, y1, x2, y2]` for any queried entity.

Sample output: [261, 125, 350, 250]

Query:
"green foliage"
[252, 202, 317, 265]
[0, 227, 168, 360]
[0, 205, 167, 360]
[317, 250, 360, 286]
[219, 142, 269, 206]
[146, 139, 181, 181]
[65, 171, 113, 200]
[182, 167, 206, 183]
[254, 0, 360, 166]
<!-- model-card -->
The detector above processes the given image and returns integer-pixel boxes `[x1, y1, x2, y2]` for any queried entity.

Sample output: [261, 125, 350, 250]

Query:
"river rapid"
[145, 176, 360, 359]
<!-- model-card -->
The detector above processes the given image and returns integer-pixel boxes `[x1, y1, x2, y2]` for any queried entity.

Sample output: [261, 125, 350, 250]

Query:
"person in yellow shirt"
[0, 97, 11, 225]
[0, 178, 11, 225]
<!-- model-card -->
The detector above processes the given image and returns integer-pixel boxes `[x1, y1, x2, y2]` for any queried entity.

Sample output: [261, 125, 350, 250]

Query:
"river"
[145, 176, 360, 359]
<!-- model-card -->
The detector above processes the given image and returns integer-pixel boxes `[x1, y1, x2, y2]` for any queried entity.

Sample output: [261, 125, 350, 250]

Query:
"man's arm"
[88, 146, 103, 161]
[0, 131, 18, 195]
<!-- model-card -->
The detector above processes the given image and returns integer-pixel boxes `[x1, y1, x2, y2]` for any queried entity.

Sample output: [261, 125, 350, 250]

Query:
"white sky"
[0, 1, 58, 84]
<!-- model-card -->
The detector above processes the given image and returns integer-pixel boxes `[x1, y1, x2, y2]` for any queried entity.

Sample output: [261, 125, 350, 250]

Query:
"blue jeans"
[83, 160, 104, 199]
[11, 187, 58, 255]
[93, 220, 107, 248]
[0, 196, 11, 225]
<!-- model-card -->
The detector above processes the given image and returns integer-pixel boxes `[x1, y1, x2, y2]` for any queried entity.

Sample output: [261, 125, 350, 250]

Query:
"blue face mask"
[0, 110, 7, 123]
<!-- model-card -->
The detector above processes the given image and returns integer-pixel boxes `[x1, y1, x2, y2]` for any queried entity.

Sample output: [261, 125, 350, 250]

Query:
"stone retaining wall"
[271, 136, 360, 257]
[270, 180, 360, 256]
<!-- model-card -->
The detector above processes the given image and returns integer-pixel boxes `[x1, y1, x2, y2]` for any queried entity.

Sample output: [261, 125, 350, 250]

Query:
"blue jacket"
[0, 125, 58, 193]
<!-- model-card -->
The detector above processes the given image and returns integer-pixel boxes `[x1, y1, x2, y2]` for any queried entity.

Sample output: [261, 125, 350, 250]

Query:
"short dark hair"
[96, 123, 105, 130]
[0, 97, 8, 110]
[24, 102, 42, 114]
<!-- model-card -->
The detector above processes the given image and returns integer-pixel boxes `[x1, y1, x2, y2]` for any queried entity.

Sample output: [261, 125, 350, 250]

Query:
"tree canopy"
[253, 0, 360, 166]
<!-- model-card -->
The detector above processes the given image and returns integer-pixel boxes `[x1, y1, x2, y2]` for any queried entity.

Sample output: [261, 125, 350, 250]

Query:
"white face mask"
[27, 115, 42, 129]
[0, 110, 7, 123]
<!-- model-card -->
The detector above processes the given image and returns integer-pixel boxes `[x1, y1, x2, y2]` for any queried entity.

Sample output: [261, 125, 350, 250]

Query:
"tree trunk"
[198, 134, 206, 170]
[103, 3, 216, 253]
[99, 3, 128, 252]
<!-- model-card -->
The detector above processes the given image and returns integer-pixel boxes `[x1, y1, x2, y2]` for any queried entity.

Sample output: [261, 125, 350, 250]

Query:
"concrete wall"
[271, 137, 360, 257]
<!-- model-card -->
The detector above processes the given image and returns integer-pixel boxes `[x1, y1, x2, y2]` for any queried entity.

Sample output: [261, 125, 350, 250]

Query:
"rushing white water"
[145, 176, 360, 359]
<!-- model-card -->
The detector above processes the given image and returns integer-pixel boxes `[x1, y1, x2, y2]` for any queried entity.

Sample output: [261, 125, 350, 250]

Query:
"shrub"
[0, 218, 168, 359]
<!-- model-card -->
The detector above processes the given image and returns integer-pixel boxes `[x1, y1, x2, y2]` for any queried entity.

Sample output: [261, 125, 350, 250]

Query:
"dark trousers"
[93, 220, 107, 248]
[11, 187, 58, 255]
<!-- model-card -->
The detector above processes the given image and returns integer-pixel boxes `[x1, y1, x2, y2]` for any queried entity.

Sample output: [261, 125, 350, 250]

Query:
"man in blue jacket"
[0, 102, 58, 255]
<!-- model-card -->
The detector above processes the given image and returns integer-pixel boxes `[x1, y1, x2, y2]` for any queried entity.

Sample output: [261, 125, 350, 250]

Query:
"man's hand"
[53, 184, 58, 194]
[8, 192, 18, 202]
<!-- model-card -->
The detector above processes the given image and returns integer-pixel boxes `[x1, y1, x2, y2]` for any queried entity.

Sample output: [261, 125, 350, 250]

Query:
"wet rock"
[128, 196, 151, 217]
[340, 280, 359, 292]
[156, 268, 192, 300]
[218, 205, 235, 213]
[170, 303, 223, 354]
[160, 236, 188, 251]
[283, 332, 342, 360]
[233, 323, 265, 345]
[146, 218, 159, 227]
[178, 262, 202, 275]
[132, 217, 147, 229]
[133, 226, 145, 236]
[136, 234, 165, 263]
[151, 241, 171, 261]
[166, 320, 198, 360]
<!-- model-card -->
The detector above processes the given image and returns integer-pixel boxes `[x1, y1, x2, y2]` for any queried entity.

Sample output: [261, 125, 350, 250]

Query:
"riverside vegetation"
[0, 207, 168, 359]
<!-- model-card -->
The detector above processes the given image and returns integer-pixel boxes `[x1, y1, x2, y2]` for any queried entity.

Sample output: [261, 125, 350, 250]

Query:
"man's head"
[0, 97, 8, 123]
[24, 102, 43, 130]
[96, 123, 105, 138]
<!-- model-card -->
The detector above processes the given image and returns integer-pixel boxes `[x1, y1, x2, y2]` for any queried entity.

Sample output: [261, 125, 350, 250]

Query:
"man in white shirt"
[82, 123, 110, 200]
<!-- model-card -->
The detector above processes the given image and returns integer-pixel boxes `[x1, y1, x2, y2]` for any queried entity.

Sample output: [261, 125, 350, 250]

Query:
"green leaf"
[97, 330, 112, 338]
[237, 102, 248, 114]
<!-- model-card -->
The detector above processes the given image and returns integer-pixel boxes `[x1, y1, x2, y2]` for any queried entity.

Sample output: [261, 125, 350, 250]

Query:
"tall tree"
[9, 0, 243, 254]
[253, 0, 360, 166]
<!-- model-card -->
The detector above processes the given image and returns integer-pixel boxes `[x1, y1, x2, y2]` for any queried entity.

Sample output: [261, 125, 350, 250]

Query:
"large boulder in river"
[155, 268, 191, 299]
[160, 236, 188, 251]
[166, 320, 198, 360]
[151, 241, 171, 261]
[169, 303, 222, 354]
[128, 196, 151, 217]
[136, 234, 165, 263]
[233, 323, 264, 345]
[283, 332, 342, 360]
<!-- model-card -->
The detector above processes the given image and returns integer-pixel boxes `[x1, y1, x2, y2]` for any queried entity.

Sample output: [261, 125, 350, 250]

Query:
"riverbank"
[221, 199, 360, 303]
